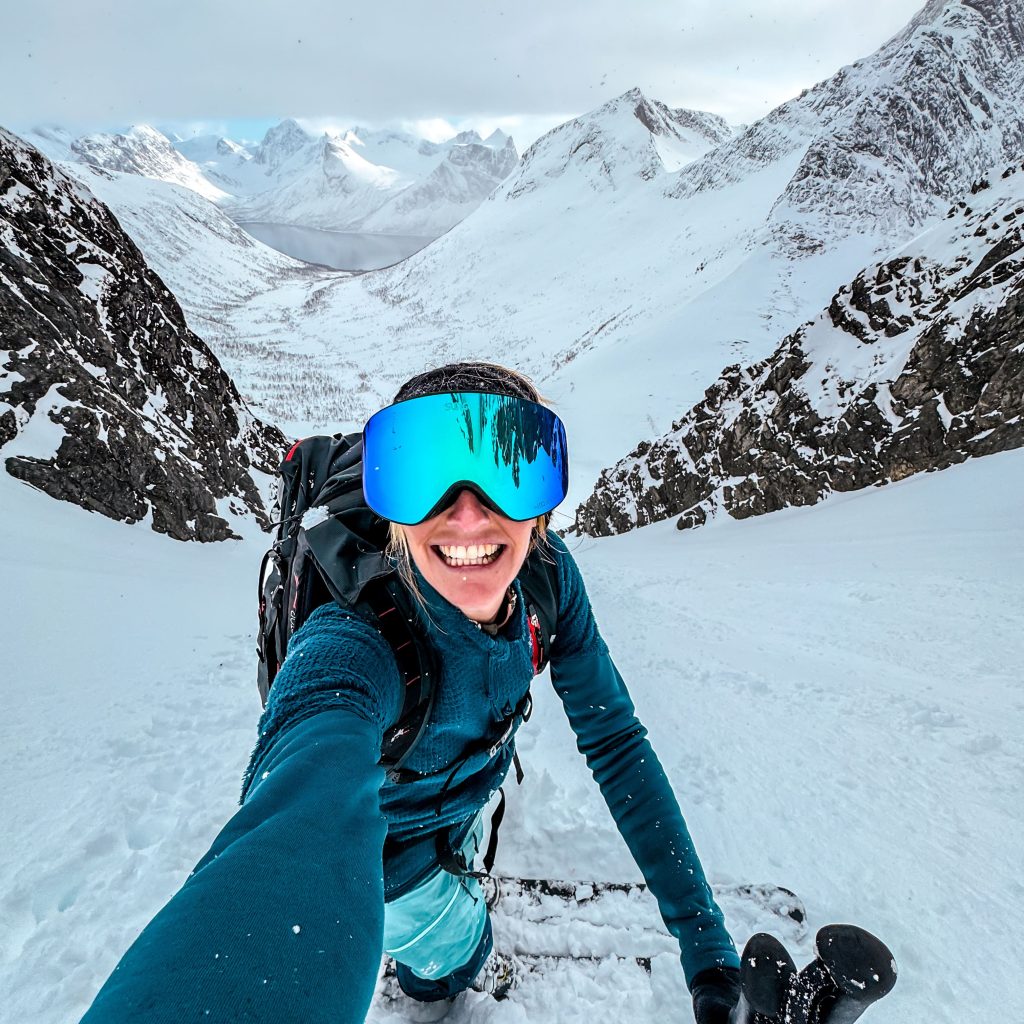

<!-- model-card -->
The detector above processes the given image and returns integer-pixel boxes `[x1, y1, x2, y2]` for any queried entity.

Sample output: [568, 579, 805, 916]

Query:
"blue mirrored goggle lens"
[363, 392, 569, 525]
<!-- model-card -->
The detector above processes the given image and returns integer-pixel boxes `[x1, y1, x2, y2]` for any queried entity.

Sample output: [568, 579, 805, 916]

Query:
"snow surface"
[2, 448, 1021, 1023]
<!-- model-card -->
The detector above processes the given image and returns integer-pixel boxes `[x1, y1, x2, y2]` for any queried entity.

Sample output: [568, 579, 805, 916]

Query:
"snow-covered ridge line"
[570, 163, 1024, 536]
[668, 0, 1024, 255]
[0, 128, 285, 541]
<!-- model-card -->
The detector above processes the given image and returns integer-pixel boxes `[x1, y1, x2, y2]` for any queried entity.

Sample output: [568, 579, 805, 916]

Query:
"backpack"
[256, 432, 560, 784]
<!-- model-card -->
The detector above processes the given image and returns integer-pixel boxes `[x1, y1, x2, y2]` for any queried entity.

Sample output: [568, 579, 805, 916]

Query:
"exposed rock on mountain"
[504, 88, 733, 197]
[71, 125, 227, 202]
[672, 0, 1024, 254]
[0, 128, 285, 541]
[254, 118, 313, 172]
[571, 164, 1024, 536]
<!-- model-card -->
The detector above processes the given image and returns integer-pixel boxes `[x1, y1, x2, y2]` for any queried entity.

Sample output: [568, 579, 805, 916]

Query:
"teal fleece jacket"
[80, 533, 738, 1023]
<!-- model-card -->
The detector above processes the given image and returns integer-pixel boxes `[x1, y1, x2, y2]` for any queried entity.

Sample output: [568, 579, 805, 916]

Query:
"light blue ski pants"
[381, 815, 488, 980]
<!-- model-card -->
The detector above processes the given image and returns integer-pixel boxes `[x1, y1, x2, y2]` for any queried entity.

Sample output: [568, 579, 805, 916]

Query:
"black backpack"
[256, 433, 560, 784]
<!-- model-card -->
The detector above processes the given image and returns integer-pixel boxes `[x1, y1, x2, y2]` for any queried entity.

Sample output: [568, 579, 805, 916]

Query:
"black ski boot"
[730, 932, 797, 1024]
[784, 924, 897, 1024]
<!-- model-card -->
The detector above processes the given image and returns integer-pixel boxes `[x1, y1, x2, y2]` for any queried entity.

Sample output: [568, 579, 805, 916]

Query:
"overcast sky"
[5, 0, 929, 147]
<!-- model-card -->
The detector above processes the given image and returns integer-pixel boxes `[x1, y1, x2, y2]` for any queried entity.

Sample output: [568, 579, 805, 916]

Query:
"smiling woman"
[78, 361, 741, 1024]
[378, 366, 561, 624]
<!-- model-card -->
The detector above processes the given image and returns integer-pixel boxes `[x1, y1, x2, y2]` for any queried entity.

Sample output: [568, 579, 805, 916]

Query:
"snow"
[3, 447, 1021, 1023]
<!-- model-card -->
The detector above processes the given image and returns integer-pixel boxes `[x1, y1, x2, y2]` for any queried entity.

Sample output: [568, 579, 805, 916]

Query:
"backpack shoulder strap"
[356, 576, 437, 780]
[518, 542, 561, 675]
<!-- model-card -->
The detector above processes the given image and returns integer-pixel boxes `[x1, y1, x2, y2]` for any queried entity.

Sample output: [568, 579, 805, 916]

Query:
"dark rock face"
[0, 128, 285, 541]
[571, 166, 1024, 537]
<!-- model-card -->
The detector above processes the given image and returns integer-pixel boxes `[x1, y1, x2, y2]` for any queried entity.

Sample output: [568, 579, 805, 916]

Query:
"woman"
[81, 362, 742, 1024]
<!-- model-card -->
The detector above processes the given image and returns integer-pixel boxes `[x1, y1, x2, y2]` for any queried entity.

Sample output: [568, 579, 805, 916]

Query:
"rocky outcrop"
[0, 127, 286, 541]
[570, 164, 1024, 536]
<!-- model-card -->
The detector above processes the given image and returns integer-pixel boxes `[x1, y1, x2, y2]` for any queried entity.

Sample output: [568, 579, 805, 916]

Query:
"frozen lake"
[238, 222, 435, 271]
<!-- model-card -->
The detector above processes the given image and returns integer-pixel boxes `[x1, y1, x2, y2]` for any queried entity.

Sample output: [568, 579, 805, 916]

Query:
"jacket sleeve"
[80, 605, 402, 1024]
[545, 534, 740, 988]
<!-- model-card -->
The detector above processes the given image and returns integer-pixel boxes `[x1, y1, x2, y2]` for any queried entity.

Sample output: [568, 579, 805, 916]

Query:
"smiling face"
[401, 489, 537, 623]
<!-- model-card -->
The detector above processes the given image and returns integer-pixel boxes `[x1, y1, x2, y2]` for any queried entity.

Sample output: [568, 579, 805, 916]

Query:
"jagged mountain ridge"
[221, 125, 520, 236]
[503, 89, 733, 197]
[570, 163, 1024, 536]
[0, 129, 285, 541]
[671, 0, 1024, 254]
[357, 137, 520, 235]
[43, 118, 523, 240]
[70, 125, 228, 202]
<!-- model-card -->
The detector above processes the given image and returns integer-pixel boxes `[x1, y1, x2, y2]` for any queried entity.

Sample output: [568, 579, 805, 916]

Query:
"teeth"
[437, 543, 503, 567]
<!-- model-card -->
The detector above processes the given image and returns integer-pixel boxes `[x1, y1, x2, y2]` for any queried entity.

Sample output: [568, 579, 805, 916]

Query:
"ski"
[485, 875, 806, 939]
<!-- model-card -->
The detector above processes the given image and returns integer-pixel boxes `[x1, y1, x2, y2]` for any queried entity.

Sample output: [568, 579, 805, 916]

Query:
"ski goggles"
[362, 391, 569, 525]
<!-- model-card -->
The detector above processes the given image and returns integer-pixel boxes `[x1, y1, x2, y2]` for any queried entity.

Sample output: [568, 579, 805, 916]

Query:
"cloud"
[3, 0, 928, 130]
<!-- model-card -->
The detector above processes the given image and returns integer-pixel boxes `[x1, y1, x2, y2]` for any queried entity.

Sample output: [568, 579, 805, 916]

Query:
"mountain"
[671, 0, 1024, 255]
[222, 124, 521, 236]
[357, 136, 520, 235]
[34, 118, 524, 243]
[570, 162, 1024, 535]
[253, 117, 312, 173]
[25, 1, 1021, 486]
[0, 128, 285, 541]
[70, 124, 228, 202]
[173, 133, 254, 191]
[224, 131, 405, 229]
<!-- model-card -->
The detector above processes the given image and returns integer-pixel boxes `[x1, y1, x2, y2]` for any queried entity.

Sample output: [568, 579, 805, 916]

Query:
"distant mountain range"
[24, 119, 520, 240]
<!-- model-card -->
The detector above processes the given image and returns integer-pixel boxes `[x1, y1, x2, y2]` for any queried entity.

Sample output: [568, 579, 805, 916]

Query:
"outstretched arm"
[545, 533, 738, 988]
[81, 605, 401, 1024]
[551, 648, 739, 987]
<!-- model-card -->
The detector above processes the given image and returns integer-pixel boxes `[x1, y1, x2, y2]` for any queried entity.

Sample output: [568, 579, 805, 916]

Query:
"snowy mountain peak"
[671, 0, 1024, 255]
[453, 129, 484, 145]
[216, 137, 249, 159]
[70, 124, 227, 201]
[254, 118, 313, 170]
[503, 87, 733, 197]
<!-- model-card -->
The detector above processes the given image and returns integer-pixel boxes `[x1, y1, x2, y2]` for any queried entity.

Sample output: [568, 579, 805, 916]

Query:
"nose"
[444, 489, 491, 526]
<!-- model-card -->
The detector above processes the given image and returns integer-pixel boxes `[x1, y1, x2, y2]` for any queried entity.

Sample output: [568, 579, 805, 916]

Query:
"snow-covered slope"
[571, 163, 1024, 535]
[173, 133, 254, 191]
[2, 443, 1019, 1024]
[356, 136, 520, 236]
[672, 0, 1024, 254]
[70, 124, 229, 202]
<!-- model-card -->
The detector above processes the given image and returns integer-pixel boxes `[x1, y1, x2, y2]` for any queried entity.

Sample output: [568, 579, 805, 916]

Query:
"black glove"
[691, 966, 741, 1024]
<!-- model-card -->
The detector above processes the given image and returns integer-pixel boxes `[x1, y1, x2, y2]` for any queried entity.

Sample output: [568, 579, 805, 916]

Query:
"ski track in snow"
[3, 451, 1023, 1023]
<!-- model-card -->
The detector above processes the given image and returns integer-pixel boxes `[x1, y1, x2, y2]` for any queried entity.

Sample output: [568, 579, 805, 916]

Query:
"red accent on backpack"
[528, 611, 543, 675]
[284, 439, 304, 462]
